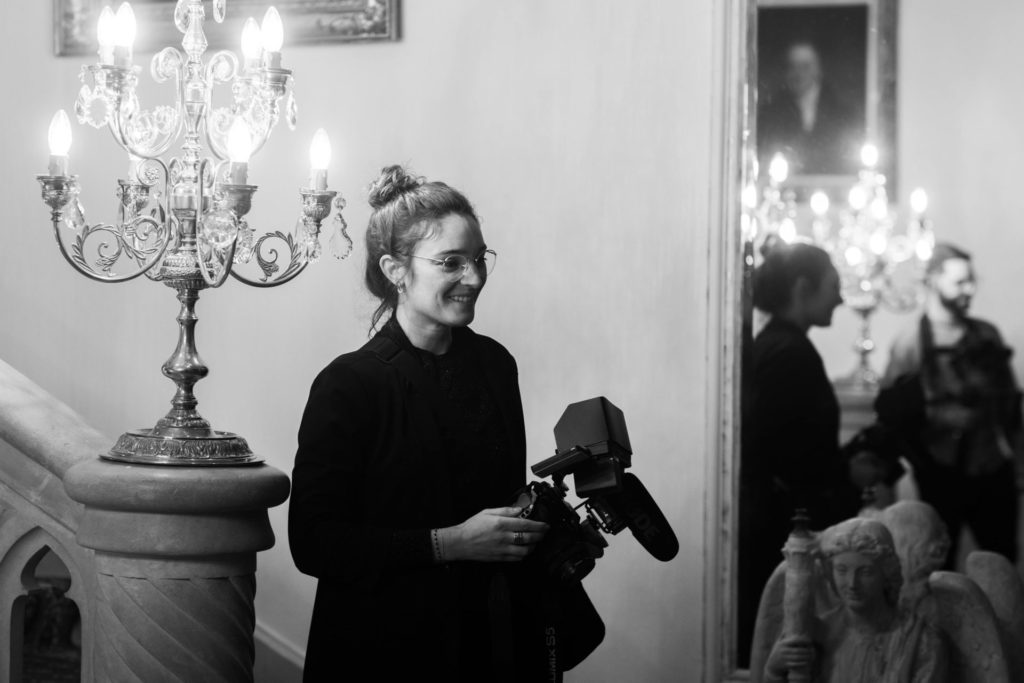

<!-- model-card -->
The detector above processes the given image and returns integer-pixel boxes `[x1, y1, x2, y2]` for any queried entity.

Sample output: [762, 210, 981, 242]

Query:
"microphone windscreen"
[607, 473, 679, 562]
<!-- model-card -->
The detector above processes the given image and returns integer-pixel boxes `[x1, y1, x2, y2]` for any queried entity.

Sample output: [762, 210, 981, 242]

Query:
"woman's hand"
[439, 507, 549, 562]
[765, 635, 814, 680]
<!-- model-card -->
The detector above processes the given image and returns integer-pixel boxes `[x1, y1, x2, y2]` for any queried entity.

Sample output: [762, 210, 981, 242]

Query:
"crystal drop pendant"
[174, 0, 190, 32]
[213, 0, 227, 23]
[234, 221, 255, 264]
[329, 214, 354, 260]
[200, 210, 239, 249]
[286, 92, 298, 131]
[74, 88, 89, 125]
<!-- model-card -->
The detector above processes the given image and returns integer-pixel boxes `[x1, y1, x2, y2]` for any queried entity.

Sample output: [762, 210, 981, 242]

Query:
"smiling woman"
[288, 165, 602, 681]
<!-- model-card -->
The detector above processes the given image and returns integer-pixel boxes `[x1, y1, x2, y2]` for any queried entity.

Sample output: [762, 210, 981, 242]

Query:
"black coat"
[741, 317, 856, 523]
[290, 323, 538, 681]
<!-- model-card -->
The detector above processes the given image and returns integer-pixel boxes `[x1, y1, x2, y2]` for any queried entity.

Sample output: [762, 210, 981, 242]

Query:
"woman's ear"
[379, 254, 406, 290]
[791, 275, 811, 303]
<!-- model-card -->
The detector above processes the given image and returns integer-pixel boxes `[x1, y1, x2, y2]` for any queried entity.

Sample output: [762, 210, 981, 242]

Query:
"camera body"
[514, 397, 677, 582]
[514, 479, 607, 583]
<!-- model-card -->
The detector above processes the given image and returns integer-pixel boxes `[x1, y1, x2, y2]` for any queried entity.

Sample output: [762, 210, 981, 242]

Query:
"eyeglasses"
[412, 249, 497, 280]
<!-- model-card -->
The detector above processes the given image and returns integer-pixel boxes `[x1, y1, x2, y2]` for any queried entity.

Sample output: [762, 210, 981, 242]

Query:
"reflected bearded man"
[879, 243, 1022, 565]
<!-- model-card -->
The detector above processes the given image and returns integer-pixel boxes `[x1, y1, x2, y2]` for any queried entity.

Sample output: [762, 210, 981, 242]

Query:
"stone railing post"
[64, 459, 290, 683]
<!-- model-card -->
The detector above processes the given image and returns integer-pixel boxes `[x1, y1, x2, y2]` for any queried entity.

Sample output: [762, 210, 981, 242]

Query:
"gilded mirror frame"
[703, 0, 898, 680]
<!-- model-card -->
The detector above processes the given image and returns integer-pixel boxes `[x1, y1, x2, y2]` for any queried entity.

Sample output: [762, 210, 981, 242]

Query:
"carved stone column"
[64, 458, 290, 683]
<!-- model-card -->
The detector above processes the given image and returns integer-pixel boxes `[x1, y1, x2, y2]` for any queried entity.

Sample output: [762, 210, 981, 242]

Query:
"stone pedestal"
[64, 459, 290, 683]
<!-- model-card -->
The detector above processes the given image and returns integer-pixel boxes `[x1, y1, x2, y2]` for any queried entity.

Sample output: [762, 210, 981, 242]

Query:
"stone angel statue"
[752, 518, 947, 682]
[750, 510, 1012, 683]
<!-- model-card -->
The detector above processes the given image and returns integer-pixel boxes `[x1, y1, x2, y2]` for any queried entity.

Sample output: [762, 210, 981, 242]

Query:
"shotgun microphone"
[600, 473, 679, 562]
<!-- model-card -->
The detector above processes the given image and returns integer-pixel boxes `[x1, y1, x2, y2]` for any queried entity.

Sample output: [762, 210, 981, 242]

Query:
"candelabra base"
[834, 366, 880, 392]
[103, 428, 262, 466]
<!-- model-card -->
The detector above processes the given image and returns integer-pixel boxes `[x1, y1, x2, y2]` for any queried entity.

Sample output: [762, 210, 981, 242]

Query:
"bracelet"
[431, 528, 445, 563]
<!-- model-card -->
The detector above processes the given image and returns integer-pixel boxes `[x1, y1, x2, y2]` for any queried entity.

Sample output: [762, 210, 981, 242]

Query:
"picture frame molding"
[54, 0, 400, 57]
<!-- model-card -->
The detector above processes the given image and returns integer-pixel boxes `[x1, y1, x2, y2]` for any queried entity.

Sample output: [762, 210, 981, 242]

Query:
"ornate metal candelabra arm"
[36, 174, 172, 283]
[230, 189, 347, 288]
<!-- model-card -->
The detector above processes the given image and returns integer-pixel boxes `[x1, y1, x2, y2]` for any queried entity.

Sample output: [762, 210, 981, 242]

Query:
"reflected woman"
[737, 242, 859, 665]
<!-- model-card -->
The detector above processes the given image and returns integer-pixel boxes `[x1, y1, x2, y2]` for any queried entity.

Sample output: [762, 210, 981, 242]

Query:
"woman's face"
[831, 551, 887, 613]
[803, 266, 843, 328]
[400, 213, 487, 330]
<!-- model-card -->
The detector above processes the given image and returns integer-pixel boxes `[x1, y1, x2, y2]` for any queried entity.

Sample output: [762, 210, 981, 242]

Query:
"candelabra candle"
[240, 17, 263, 72]
[261, 7, 284, 70]
[309, 128, 331, 191]
[36, 0, 352, 467]
[97, 5, 116, 64]
[112, 2, 136, 68]
[47, 110, 72, 176]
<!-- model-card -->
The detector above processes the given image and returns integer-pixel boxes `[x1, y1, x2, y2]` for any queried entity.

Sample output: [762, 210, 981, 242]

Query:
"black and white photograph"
[1, 0, 1023, 681]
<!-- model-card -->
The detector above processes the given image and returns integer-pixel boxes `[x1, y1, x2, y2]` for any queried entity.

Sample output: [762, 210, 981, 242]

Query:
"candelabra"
[813, 145, 934, 387]
[36, 1, 352, 466]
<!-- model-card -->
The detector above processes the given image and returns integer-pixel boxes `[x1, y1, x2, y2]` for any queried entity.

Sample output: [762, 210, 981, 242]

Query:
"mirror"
[721, 0, 1024, 678]
[738, 1, 900, 670]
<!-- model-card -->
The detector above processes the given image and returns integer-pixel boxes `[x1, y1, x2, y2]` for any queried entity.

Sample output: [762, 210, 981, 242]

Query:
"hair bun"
[367, 165, 424, 209]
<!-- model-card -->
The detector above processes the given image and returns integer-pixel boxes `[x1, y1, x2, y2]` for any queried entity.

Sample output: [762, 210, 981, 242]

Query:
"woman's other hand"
[440, 507, 549, 562]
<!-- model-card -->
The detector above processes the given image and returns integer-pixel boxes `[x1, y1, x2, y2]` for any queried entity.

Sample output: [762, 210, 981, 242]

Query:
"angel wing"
[965, 550, 1024, 683]
[928, 570, 1010, 683]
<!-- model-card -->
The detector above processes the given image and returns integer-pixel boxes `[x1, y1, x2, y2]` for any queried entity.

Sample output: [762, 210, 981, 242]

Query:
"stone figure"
[878, 501, 1010, 682]
[878, 501, 951, 613]
[762, 518, 947, 683]
[751, 508, 1012, 683]
[965, 551, 1024, 682]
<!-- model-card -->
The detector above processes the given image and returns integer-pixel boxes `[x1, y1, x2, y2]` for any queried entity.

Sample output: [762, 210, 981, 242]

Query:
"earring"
[396, 282, 405, 294]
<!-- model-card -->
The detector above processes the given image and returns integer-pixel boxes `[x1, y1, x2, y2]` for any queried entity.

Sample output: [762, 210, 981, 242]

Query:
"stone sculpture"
[750, 506, 1012, 683]
[763, 518, 946, 682]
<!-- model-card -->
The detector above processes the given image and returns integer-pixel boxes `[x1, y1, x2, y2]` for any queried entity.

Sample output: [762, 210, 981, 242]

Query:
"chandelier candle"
[35, 0, 353, 466]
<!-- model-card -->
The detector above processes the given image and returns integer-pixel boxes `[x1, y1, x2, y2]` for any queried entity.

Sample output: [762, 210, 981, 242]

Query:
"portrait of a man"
[756, 4, 869, 178]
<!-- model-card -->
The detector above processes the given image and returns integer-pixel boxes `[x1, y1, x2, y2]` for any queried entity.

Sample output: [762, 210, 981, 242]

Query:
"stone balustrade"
[0, 358, 290, 682]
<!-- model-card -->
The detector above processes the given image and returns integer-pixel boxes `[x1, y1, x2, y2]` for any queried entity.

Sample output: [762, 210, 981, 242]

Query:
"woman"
[765, 518, 946, 682]
[738, 242, 859, 665]
[289, 165, 582, 681]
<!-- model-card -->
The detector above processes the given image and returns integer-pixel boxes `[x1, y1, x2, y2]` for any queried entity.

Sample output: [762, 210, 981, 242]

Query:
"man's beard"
[939, 291, 971, 318]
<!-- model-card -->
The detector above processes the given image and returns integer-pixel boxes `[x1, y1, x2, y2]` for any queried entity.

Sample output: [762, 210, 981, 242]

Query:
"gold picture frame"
[54, 0, 399, 57]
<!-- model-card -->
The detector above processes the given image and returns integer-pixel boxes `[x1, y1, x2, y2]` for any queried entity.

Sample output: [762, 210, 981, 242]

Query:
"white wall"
[811, 0, 1024, 383]
[0, 2, 717, 680]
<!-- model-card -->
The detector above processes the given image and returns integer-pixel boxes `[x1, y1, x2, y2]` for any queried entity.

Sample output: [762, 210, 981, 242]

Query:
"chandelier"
[750, 145, 935, 388]
[36, 1, 352, 466]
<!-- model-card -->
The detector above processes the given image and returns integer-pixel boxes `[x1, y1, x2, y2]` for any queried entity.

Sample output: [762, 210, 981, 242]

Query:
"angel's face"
[832, 551, 886, 613]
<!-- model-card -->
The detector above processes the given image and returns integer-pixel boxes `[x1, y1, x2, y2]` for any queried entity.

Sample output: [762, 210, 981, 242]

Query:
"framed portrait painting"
[54, 0, 399, 57]
[755, 0, 897, 192]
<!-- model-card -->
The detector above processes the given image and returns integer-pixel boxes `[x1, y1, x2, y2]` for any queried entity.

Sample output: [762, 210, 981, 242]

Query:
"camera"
[513, 397, 679, 582]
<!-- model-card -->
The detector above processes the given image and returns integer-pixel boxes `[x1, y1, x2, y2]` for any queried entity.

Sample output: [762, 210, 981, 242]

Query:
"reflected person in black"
[758, 41, 863, 175]
[737, 242, 861, 666]
[289, 166, 562, 681]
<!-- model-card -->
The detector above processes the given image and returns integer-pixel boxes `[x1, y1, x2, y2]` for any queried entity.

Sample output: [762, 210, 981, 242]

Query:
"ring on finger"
[513, 530, 526, 546]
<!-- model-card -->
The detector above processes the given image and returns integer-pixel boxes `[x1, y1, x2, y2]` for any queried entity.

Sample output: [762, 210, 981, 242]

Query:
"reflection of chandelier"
[36, 1, 352, 466]
[749, 145, 936, 387]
